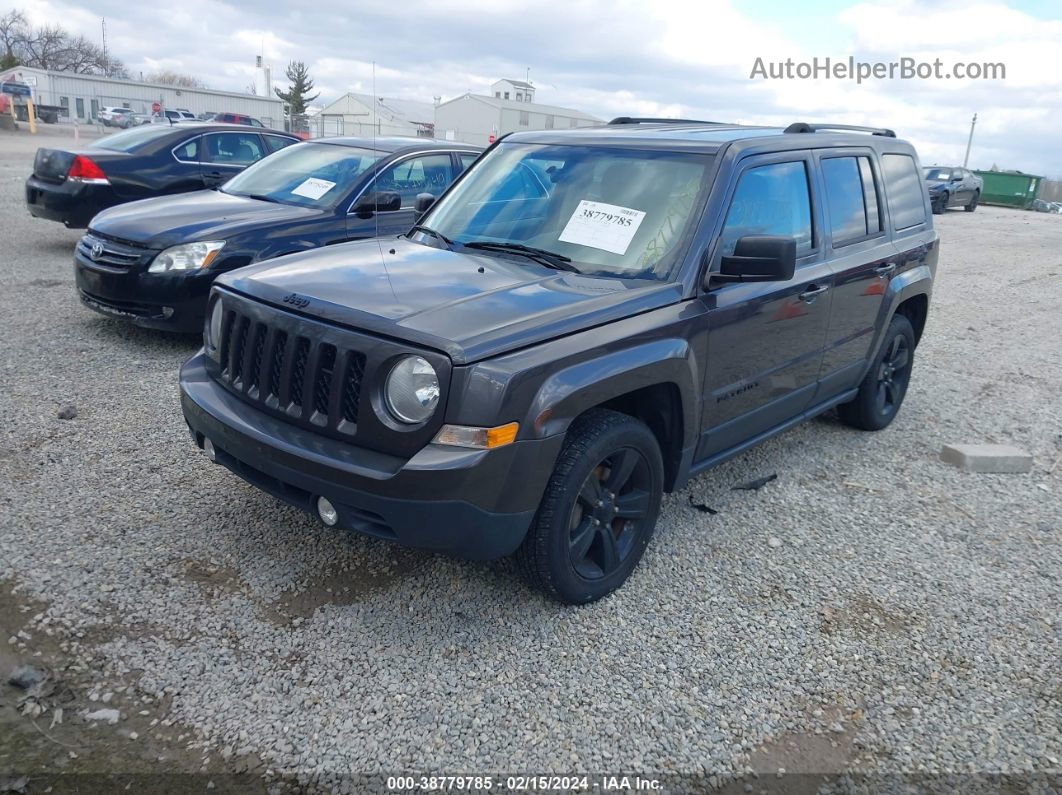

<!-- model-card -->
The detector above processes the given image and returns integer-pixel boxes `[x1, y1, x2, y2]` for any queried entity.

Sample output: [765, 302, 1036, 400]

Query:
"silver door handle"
[799, 284, 829, 302]
[875, 263, 897, 277]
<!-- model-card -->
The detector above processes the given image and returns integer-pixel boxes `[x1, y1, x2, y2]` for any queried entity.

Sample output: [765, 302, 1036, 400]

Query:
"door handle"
[875, 263, 897, 277]
[799, 284, 829, 302]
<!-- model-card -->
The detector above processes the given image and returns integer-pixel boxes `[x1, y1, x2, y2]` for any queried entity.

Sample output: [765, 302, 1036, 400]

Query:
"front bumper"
[75, 252, 215, 333]
[179, 352, 562, 559]
[25, 176, 117, 228]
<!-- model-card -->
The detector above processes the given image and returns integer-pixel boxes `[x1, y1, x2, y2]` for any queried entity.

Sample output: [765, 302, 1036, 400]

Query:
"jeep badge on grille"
[282, 293, 310, 309]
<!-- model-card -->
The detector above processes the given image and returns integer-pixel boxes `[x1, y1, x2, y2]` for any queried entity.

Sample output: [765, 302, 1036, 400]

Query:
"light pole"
[963, 112, 977, 168]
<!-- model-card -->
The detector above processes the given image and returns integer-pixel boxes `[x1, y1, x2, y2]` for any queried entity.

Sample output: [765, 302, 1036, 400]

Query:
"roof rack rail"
[608, 116, 723, 126]
[784, 122, 896, 138]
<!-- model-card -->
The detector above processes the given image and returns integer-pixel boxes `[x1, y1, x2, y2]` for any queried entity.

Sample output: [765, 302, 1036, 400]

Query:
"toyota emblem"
[90, 241, 104, 261]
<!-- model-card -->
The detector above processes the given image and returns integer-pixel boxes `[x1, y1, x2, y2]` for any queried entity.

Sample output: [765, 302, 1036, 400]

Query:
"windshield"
[94, 125, 175, 152]
[424, 143, 712, 280]
[923, 167, 953, 181]
[221, 142, 381, 208]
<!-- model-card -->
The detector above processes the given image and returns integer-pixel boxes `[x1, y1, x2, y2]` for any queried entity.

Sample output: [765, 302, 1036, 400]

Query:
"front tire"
[837, 314, 916, 431]
[932, 192, 948, 214]
[965, 190, 979, 212]
[517, 409, 663, 604]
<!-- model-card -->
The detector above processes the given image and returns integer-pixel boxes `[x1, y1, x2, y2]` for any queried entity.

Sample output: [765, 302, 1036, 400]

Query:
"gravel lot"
[1, 126, 1059, 793]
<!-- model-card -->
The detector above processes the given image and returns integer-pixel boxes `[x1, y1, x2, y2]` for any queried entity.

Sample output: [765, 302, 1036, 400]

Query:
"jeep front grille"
[216, 306, 366, 435]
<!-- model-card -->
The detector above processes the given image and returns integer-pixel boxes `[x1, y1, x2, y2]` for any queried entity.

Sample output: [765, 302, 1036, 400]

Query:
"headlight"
[206, 297, 224, 353]
[149, 241, 225, 273]
[384, 356, 439, 424]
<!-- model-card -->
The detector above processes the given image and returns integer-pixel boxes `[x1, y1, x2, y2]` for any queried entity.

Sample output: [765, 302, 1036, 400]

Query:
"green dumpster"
[972, 170, 1043, 209]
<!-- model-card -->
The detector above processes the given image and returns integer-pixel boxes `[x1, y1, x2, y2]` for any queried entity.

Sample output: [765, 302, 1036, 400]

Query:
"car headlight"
[149, 241, 225, 273]
[205, 297, 224, 354]
[384, 356, 439, 424]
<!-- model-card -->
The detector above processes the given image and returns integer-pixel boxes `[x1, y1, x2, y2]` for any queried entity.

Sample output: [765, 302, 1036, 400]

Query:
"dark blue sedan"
[74, 137, 483, 332]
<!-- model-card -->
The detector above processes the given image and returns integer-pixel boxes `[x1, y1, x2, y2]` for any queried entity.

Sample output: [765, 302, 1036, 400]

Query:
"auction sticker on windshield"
[559, 200, 646, 255]
[291, 178, 336, 200]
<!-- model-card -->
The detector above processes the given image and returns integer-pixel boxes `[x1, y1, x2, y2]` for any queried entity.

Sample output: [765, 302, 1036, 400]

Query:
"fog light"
[203, 438, 216, 463]
[316, 496, 338, 526]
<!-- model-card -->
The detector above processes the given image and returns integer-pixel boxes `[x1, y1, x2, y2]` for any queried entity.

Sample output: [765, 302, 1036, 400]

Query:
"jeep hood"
[89, 189, 321, 249]
[218, 237, 681, 364]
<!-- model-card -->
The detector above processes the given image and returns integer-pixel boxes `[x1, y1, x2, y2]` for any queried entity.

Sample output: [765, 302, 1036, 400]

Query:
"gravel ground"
[1, 127, 1059, 792]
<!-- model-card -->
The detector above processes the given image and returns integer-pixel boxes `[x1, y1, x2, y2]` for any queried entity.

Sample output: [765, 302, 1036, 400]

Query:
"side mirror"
[413, 192, 436, 219]
[711, 235, 796, 285]
[352, 191, 401, 215]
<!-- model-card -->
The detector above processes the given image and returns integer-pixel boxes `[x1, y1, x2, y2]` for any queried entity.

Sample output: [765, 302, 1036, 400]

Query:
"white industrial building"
[435, 83, 602, 146]
[0, 64, 284, 127]
[312, 93, 436, 138]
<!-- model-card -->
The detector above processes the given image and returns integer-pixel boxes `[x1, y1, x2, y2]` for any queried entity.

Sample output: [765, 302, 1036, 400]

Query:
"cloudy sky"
[14, 0, 1062, 175]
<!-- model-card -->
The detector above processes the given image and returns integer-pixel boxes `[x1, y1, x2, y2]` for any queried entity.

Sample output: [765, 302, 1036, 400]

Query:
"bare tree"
[0, 8, 126, 75]
[146, 70, 207, 89]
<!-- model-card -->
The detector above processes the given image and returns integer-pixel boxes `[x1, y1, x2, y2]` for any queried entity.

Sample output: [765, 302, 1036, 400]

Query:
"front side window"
[457, 152, 479, 173]
[222, 142, 380, 208]
[265, 134, 295, 153]
[720, 161, 813, 257]
[202, 133, 264, 165]
[373, 154, 455, 208]
[821, 156, 870, 245]
[883, 153, 926, 230]
[426, 143, 712, 280]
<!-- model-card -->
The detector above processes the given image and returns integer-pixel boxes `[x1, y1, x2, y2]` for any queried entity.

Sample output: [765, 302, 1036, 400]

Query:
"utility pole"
[963, 112, 977, 168]
[101, 18, 108, 76]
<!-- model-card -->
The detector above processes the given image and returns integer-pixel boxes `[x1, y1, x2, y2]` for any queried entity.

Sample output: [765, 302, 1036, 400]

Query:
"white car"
[97, 107, 135, 127]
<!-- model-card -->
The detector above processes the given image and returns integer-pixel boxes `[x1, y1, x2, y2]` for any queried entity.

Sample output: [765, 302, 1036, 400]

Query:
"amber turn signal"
[433, 422, 519, 449]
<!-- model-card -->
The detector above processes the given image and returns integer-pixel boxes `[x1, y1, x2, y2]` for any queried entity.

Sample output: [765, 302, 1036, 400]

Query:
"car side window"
[881, 153, 926, 230]
[202, 133, 264, 165]
[249, 118, 263, 128]
[173, 137, 200, 163]
[264, 135, 295, 153]
[859, 157, 882, 234]
[457, 153, 479, 173]
[720, 160, 813, 257]
[374, 154, 455, 209]
[821, 155, 883, 246]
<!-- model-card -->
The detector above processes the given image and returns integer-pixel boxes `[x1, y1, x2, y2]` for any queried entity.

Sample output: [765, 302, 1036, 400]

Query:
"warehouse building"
[312, 93, 435, 138]
[0, 65, 284, 127]
[435, 81, 601, 146]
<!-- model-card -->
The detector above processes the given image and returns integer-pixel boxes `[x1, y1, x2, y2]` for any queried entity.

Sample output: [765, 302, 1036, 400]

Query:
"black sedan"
[26, 123, 299, 228]
[75, 137, 482, 332]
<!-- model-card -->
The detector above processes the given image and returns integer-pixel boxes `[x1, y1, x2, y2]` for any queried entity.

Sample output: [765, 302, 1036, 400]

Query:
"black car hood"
[218, 238, 681, 364]
[89, 190, 321, 249]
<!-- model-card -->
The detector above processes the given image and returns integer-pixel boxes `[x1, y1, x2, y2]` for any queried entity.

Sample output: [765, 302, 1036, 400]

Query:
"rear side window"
[457, 152, 479, 173]
[882, 153, 926, 230]
[821, 155, 883, 246]
[721, 161, 813, 256]
[173, 138, 199, 162]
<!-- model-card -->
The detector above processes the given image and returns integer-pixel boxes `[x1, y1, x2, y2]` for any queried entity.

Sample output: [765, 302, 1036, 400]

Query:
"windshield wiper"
[246, 194, 282, 204]
[409, 224, 453, 250]
[463, 241, 579, 272]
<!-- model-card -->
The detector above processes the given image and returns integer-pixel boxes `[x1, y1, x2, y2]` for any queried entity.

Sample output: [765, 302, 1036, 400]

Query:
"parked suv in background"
[97, 107, 134, 127]
[923, 165, 981, 214]
[181, 119, 937, 603]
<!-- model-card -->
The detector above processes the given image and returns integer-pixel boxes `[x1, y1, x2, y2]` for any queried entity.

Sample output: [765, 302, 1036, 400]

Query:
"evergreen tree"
[274, 61, 319, 114]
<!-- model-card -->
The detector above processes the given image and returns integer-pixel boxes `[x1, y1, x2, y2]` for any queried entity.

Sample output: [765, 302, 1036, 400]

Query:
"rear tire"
[837, 314, 916, 431]
[516, 409, 663, 604]
[965, 190, 979, 212]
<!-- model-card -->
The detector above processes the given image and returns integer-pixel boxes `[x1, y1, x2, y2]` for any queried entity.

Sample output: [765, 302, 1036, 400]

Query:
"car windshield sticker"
[559, 200, 647, 255]
[291, 178, 336, 200]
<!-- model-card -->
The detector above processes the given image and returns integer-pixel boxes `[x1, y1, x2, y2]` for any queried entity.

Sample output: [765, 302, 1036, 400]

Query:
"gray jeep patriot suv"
[180, 118, 937, 604]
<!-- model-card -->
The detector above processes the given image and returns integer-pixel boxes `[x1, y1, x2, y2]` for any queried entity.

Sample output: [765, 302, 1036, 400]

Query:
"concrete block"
[940, 443, 1033, 474]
